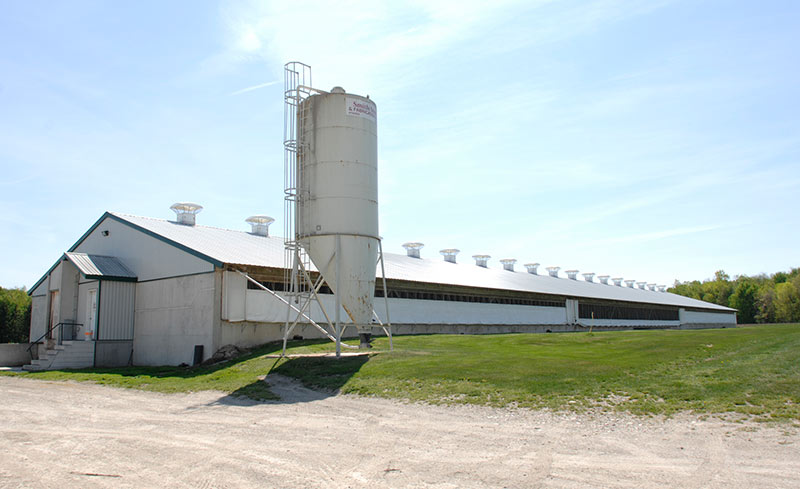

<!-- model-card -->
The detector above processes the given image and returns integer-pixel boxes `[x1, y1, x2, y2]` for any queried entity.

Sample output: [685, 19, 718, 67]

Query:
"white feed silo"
[296, 86, 379, 348]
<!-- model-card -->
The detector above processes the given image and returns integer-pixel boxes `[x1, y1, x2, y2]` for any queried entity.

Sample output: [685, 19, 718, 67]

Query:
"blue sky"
[1, 0, 798, 289]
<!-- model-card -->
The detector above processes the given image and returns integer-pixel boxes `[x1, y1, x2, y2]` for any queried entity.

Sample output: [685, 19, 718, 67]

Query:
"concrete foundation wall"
[391, 323, 574, 336]
[219, 322, 285, 348]
[387, 322, 679, 336]
[679, 323, 735, 330]
[133, 273, 216, 366]
[577, 319, 681, 328]
[95, 340, 133, 367]
[0, 344, 32, 367]
[219, 321, 381, 347]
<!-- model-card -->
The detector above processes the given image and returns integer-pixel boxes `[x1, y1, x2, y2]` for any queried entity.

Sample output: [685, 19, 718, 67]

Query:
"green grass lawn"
[3, 324, 799, 420]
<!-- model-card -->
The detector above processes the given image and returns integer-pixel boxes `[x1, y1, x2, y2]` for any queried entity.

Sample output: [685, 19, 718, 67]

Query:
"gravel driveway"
[1, 375, 798, 488]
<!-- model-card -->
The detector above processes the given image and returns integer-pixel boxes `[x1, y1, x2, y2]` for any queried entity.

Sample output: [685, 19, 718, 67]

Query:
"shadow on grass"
[203, 353, 371, 406]
[259, 354, 371, 404]
[32, 339, 327, 380]
[10, 339, 374, 406]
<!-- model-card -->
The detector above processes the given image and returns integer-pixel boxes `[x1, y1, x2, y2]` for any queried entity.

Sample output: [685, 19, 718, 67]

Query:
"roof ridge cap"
[112, 212, 275, 235]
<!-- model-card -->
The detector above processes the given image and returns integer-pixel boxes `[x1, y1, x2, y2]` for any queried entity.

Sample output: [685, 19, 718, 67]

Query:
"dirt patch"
[1, 376, 798, 488]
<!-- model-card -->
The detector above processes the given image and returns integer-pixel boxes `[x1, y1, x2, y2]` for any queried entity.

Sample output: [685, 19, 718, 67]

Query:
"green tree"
[709, 270, 734, 306]
[729, 279, 758, 324]
[669, 280, 703, 300]
[670, 268, 800, 324]
[755, 286, 776, 324]
[774, 278, 800, 323]
[0, 287, 32, 343]
[773, 271, 789, 284]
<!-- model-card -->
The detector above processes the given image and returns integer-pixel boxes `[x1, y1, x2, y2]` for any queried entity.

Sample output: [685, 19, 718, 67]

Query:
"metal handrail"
[27, 321, 84, 354]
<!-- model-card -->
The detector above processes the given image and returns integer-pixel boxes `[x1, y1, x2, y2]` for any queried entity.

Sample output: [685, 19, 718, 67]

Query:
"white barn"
[26, 210, 737, 369]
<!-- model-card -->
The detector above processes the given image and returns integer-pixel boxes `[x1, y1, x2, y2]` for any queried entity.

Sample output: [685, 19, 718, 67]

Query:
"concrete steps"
[22, 341, 95, 371]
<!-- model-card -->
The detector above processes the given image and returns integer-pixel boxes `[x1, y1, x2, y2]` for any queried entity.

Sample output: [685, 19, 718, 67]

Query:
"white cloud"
[212, 0, 670, 96]
[229, 80, 280, 96]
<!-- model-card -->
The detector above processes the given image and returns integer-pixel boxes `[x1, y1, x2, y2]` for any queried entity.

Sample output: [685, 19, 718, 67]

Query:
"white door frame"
[85, 288, 98, 341]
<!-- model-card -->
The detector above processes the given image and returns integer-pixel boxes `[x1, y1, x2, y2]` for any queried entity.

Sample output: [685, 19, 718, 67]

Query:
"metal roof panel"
[110, 213, 734, 312]
[64, 252, 137, 280]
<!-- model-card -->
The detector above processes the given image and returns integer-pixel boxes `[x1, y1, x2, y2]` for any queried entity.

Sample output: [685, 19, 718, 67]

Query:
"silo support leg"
[335, 236, 341, 358]
[378, 240, 393, 352]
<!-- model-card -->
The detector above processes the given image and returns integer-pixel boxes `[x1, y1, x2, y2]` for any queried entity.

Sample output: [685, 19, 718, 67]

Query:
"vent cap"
[170, 202, 203, 226]
[546, 266, 560, 278]
[598, 275, 610, 285]
[472, 254, 490, 268]
[245, 215, 275, 237]
[402, 242, 424, 258]
[565, 269, 579, 280]
[582, 272, 595, 282]
[499, 258, 517, 272]
[439, 248, 460, 263]
[625, 279, 636, 288]
[611, 277, 623, 286]
[524, 263, 540, 275]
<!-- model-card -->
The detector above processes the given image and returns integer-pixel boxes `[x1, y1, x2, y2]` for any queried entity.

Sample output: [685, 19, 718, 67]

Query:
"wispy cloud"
[228, 80, 280, 96]
[211, 0, 673, 96]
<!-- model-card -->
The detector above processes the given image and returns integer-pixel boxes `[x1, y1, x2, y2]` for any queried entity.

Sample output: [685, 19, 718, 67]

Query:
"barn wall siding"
[133, 272, 216, 366]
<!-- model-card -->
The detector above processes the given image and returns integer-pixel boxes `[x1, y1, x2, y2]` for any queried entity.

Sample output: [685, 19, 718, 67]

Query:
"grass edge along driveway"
[3, 324, 799, 422]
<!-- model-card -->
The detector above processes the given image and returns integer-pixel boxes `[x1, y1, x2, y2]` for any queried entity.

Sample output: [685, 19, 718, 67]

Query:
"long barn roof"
[99, 212, 733, 313]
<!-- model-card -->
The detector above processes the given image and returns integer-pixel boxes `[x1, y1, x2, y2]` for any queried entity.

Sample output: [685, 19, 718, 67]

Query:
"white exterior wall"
[48, 263, 62, 292]
[75, 216, 213, 281]
[133, 272, 216, 366]
[29, 295, 48, 343]
[565, 299, 579, 324]
[30, 276, 48, 298]
[30, 261, 80, 342]
[222, 274, 569, 327]
[375, 299, 567, 325]
[29, 275, 49, 343]
[245, 289, 290, 322]
[679, 309, 737, 325]
[221, 271, 246, 322]
[59, 261, 80, 329]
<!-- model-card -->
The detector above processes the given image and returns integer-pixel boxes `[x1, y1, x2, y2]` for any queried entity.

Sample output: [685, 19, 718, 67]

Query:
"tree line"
[669, 268, 800, 324]
[0, 286, 31, 343]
